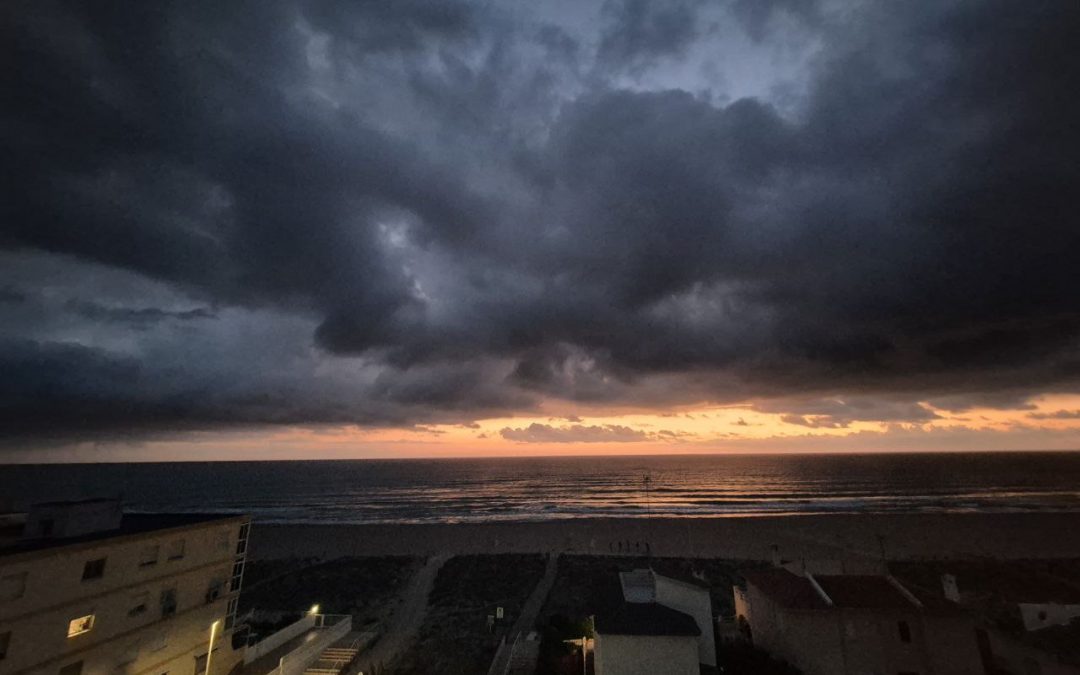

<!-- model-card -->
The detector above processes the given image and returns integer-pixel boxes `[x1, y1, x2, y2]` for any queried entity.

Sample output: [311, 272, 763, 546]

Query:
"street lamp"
[206, 620, 221, 675]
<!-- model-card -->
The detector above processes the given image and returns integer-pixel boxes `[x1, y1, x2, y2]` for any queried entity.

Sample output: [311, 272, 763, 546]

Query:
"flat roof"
[0, 512, 248, 559]
[595, 602, 701, 637]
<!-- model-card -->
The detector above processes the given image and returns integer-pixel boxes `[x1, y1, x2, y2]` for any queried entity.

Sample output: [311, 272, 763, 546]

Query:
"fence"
[276, 615, 352, 675]
[244, 615, 317, 664]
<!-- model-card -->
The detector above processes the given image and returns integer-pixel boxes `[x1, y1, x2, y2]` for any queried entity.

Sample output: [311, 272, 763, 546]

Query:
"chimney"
[942, 573, 961, 603]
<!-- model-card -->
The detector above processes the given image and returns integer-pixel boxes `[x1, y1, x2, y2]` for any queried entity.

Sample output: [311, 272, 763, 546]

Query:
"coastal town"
[3, 498, 1080, 675]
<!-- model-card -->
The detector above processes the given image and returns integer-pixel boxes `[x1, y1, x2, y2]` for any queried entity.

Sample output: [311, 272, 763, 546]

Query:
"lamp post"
[206, 620, 221, 675]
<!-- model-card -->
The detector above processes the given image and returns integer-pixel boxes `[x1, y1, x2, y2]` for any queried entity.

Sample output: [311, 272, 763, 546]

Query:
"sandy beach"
[248, 512, 1080, 562]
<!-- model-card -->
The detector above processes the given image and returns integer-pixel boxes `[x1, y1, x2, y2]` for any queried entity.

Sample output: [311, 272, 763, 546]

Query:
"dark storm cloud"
[596, 0, 703, 74]
[2, 0, 1080, 445]
[65, 300, 216, 327]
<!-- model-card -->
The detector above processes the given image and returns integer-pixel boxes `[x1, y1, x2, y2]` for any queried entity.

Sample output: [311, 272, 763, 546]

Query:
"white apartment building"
[0, 499, 251, 675]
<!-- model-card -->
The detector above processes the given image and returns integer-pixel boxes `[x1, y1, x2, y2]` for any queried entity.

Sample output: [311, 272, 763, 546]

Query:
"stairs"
[302, 647, 358, 675]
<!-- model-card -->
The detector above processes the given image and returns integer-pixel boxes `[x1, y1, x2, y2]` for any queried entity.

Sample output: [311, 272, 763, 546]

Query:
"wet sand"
[248, 512, 1080, 562]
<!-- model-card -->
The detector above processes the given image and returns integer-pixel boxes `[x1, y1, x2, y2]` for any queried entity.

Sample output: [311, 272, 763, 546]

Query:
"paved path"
[350, 554, 447, 675]
[510, 553, 559, 636]
[487, 554, 560, 675]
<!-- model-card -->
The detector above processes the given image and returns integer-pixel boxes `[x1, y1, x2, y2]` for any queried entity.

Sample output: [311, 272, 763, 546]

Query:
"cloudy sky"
[3, 0, 1079, 461]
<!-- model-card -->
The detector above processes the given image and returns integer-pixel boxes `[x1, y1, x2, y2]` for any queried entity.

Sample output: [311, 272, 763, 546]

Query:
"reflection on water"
[2, 452, 1079, 524]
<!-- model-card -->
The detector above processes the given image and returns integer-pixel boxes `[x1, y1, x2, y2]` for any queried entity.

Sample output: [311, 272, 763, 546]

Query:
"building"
[0, 499, 251, 675]
[906, 567, 1080, 674]
[734, 565, 985, 675]
[593, 569, 716, 675]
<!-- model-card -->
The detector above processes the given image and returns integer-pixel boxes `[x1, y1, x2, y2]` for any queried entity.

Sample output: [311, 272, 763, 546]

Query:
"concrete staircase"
[302, 646, 359, 675]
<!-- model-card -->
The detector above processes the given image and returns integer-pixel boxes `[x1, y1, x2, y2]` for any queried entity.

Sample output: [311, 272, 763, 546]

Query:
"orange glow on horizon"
[15, 393, 1078, 463]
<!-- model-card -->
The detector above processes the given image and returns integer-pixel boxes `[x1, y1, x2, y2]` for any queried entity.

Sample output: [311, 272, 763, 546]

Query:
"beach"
[248, 512, 1080, 562]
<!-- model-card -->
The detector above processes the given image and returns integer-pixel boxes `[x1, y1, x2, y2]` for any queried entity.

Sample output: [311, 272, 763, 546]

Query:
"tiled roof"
[742, 568, 830, 609]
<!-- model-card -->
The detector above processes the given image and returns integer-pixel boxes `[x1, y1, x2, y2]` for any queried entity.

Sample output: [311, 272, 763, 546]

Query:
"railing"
[486, 632, 518, 675]
[244, 614, 317, 664]
[276, 615, 352, 675]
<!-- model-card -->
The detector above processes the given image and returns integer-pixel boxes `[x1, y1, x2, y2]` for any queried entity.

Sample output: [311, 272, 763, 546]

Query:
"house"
[735, 565, 985, 675]
[910, 567, 1080, 674]
[0, 499, 251, 675]
[593, 569, 716, 675]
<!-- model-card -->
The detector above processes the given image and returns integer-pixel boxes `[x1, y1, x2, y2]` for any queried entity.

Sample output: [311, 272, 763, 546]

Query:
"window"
[236, 524, 249, 555]
[39, 519, 55, 537]
[898, 620, 912, 643]
[68, 615, 95, 638]
[140, 545, 160, 567]
[129, 592, 150, 617]
[230, 560, 244, 592]
[224, 597, 239, 631]
[59, 661, 83, 675]
[82, 559, 106, 581]
[0, 631, 11, 660]
[166, 540, 186, 561]
[205, 579, 224, 604]
[193, 653, 208, 675]
[160, 588, 177, 618]
[1, 572, 27, 601]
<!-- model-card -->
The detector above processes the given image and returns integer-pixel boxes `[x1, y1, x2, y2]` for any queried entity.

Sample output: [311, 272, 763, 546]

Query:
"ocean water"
[1, 452, 1079, 524]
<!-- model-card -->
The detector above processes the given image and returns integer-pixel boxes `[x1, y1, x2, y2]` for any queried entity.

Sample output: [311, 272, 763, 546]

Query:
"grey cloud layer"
[2, 0, 1079, 443]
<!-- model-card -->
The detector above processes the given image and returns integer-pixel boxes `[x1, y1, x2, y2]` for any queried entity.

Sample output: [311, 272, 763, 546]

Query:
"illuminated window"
[68, 615, 95, 638]
[140, 545, 159, 567]
[166, 540, 186, 561]
[82, 559, 106, 581]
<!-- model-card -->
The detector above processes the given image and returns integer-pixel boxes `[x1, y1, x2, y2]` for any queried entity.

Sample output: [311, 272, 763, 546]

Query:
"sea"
[2, 452, 1079, 525]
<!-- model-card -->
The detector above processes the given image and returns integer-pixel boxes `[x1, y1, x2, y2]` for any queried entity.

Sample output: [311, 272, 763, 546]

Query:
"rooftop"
[742, 568, 961, 613]
[594, 602, 701, 637]
[0, 512, 247, 558]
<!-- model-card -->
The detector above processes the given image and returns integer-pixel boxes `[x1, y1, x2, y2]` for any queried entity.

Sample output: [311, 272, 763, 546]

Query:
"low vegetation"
[393, 554, 547, 675]
[239, 555, 421, 636]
